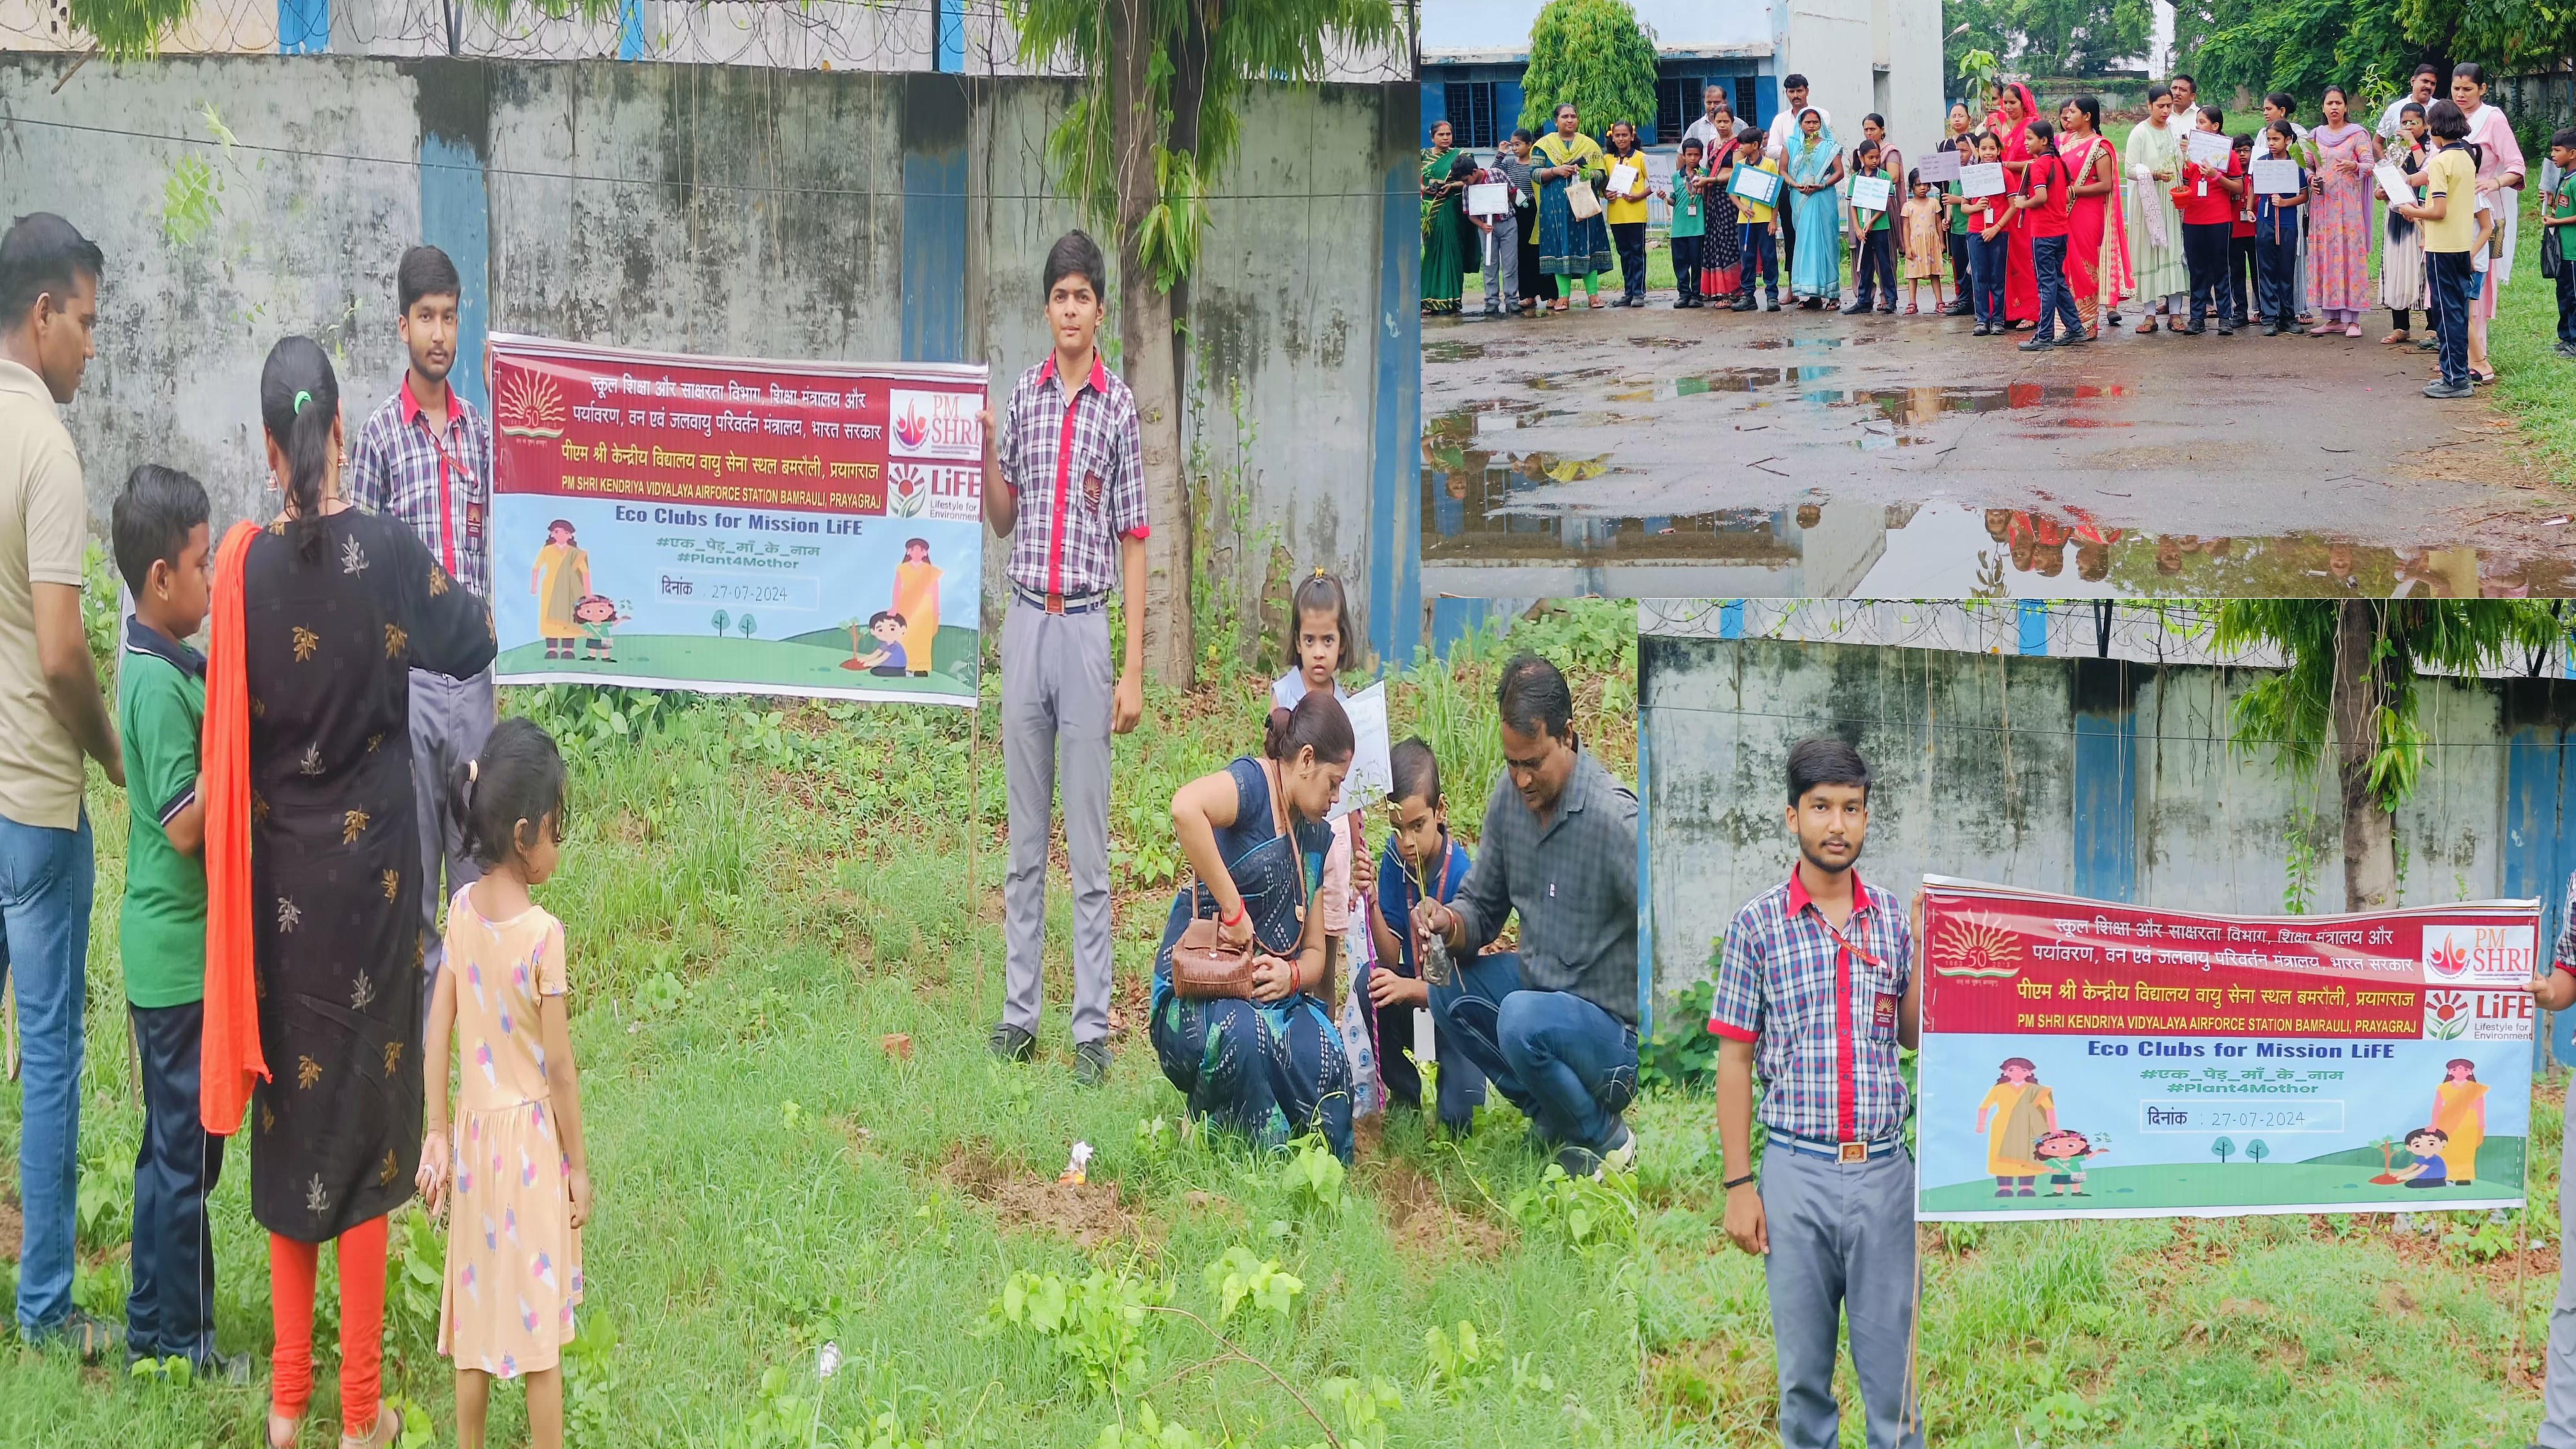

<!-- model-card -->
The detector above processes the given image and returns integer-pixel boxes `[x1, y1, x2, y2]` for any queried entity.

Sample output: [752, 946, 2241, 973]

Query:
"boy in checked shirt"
[1709, 736, 1923, 1449]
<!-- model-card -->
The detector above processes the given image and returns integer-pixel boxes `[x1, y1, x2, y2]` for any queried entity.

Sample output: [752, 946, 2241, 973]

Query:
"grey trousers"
[1761, 1145, 1924, 1449]
[409, 665, 495, 1035]
[1482, 213, 1521, 311]
[1001, 600, 1114, 1045]
[2543, 1097, 2576, 1448]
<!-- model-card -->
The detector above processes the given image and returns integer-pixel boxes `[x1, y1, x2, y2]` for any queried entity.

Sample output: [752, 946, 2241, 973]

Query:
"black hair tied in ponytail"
[451, 717, 570, 869]
[1263, 690, 1355, 769]
[258, 335, 340, 561]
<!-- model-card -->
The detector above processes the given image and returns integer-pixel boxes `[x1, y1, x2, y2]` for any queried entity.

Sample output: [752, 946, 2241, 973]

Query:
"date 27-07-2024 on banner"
[1913, 878, 2540, 1221]
[484, 331, 987, 707]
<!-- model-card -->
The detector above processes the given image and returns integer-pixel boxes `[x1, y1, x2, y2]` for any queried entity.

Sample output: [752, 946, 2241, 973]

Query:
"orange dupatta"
[199, 519, 267, 1135]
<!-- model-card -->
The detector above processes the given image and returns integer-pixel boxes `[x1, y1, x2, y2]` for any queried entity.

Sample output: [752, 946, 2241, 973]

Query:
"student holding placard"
[1842, 140, 1898, 315]
[2175, 106, 2243, 334]
[2259, 93, 2316, 324]
[2399, 99, 2479, 396]
[1507, 130, 1552, 315]
[1967, 131, 2012, 334]
[1987, 83, 2043, 328]
[1471, 145, 1524, 319]
[1602, 121, 1653, 308]
[1934, 103, 1979, 312]
[2229, 133, 2261, 329]
[1729, 128, 1785, 312]
[2252, 121, 2311, 334]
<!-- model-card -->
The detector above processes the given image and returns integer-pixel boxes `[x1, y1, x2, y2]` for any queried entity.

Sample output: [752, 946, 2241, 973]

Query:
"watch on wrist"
[1722, 1172, 1757, 1191]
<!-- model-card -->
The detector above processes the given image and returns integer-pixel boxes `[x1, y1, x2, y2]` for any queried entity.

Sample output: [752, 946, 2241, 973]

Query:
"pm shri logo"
[2423, 923, 2535, 983]
[887, 389, 980, 462]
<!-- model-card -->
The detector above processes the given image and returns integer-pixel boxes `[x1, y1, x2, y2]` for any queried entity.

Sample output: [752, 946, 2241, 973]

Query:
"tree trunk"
[1109, 0, 1197, 689]
[2331, 600, 2397, 911]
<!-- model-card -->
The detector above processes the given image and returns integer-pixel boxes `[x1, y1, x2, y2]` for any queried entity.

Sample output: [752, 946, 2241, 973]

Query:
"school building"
[1419, 0, 1946, 157]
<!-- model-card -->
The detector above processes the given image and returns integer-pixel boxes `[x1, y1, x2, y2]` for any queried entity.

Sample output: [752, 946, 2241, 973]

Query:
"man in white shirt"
[2379, 65, 2440, 140]
[1682, 84, 1736, 156]
[1767, 74, 1829, 281]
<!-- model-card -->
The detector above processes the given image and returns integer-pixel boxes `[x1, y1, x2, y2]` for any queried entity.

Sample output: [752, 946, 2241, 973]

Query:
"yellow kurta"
[892, 559, 941, 676]
[2433, 1080, 2489, 1184]
[1979, 1081, 2053, 1176]
[535, 543, 587, 640]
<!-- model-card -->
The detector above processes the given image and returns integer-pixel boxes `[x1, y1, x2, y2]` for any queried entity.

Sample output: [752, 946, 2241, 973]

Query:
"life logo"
[886, 464, 980, 523]
[2421, 922, 2536, 984]
[888, 390, 980, 462]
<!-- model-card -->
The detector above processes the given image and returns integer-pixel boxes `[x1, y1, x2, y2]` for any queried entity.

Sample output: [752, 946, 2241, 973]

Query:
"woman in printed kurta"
[2306, 87, 2377, 335]
[213, 337, 497, 1449]
[1533, 104, 1611, 308]
[2124, 98, 2190, 328]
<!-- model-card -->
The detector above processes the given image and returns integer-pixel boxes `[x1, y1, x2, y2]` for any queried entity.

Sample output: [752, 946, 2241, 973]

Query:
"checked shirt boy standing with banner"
[1709, 736, 1924, 1449]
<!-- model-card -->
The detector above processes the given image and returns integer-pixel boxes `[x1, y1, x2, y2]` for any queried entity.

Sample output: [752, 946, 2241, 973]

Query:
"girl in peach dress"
[418, 719, 590, 1448]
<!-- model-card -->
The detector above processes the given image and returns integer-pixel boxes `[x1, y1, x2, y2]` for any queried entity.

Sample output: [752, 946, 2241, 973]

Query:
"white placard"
[1729, 165, 1782, 206]
[2184, 129, 2233, 167]
[1607, 161, 1640, 198]
[1915, 150, 1963, 185]
[1960, 161, 2006, 198]
[1466, 181, 1509, 216]
[2250, 158, 2302, 195]
[2375, 160, 2418, 208]
[1850, 175, 1893, 213]
[1329, 681, 1391, 820]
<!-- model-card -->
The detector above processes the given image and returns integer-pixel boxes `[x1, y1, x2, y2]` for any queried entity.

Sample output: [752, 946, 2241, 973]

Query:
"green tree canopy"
[1516, 0, 1662, 140]
[1946, 0, 2153, 86]
[2172, 0, 2576, 112]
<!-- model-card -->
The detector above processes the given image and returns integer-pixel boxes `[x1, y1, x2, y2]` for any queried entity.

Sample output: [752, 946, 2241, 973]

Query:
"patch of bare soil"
[0, 1184, 18, 1263]
[1362, 1154, 1511, 1262]
[940, 1142, 1160, 1251]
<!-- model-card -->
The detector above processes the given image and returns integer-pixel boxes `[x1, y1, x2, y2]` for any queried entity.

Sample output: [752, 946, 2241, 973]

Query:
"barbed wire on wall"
[1641, 599, 2576, 682]
[1, 0, 1413, 82]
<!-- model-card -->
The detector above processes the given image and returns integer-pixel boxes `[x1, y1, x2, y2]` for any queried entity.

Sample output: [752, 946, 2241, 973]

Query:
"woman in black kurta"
[231, 337, 494, 1448]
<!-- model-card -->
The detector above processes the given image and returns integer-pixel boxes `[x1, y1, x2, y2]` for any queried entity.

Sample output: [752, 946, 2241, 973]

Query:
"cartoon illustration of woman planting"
[1975, 1057, 2056, 1197]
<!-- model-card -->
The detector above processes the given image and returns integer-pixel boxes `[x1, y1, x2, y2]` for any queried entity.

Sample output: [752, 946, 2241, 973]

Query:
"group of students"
[1420, 67, 2576, 399]
[2, 216, 591, 1448]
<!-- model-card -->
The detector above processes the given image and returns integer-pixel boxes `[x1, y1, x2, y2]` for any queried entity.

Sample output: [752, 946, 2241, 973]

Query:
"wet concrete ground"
[1420, 297, 2575, 598]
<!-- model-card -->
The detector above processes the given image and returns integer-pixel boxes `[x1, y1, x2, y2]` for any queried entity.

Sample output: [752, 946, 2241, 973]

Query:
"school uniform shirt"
[1602, 152, 1652, 225]
[2021, 153, 2072, 239]
[2554, 872, 2576, 975]
[1853, 167, 1896, 230]
[993, 352, 1150, 600]
[2179, 148, 2240, 228]
[1971, 189, 2011, 237]
[348, 374, 495, 601]
[1669, 169, 1707, 240]
[2233, 164, 2260, 236]
[1709, 868, 1916, 1145]
[2419, 144, 2480, 253]
[1732, 156, 1784, 225]
[118, 618, 209, 1009]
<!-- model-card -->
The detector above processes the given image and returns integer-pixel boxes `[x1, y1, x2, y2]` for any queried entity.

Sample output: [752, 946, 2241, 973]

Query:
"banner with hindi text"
[486, 333, 985, 705]
[1915, 877, 2538, 1221]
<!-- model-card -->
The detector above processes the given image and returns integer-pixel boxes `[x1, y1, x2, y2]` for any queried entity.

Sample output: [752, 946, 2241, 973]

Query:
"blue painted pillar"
[418, 132, 491, 411]
[1428, 597, 1490, 658]
[934, 0, 965, 72]
[2505, 721, 2574, 1066]
[279, 0, 327, 52]
[2069, 660, 2137, 903]
[1717, 599, 1745, 640]
[899, 80, 969, 364]
[2016, 599, 2050, 655]
[1369, 136, 1422, 669]
[615, 0, 643, 60]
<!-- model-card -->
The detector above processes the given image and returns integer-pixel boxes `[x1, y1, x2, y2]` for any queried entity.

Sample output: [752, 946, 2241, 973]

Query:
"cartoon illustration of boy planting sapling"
[2387, 1127, 2454, 1189]
[845, 609, 909, 676]
[2031, 1128, 2109, 1196]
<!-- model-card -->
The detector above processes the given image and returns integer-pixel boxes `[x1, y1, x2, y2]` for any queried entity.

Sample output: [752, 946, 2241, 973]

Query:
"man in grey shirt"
[1413, 653, 1640, 1176]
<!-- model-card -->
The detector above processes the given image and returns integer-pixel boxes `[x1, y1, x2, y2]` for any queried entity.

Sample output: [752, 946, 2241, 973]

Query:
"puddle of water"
[1744, 335, 1879, 350]
[1415, 464, 2576, 597]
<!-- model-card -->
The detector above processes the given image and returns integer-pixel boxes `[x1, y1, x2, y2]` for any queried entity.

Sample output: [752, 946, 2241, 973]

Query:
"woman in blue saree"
[1783, 108, 1846, 307]
[1151, 692, 1357, 1160]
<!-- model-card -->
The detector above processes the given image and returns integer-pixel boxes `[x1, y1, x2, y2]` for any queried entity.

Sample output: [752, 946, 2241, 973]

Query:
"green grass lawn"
[0, 602, 1645, 1448]
[2489, 186, 2575, 485]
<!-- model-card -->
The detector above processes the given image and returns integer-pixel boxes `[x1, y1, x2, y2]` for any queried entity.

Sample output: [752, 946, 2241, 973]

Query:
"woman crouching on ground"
[1150, 691, 1357, 1160]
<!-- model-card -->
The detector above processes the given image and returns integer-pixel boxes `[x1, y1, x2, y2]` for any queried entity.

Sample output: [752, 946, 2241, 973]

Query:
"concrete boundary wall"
[0, 54, 1423, 658]
[1642, 634, 2576, 1011]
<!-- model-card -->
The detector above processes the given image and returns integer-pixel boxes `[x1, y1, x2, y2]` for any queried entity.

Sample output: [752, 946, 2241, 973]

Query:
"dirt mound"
[940, 1143, 1157, 1251]
[1365, 1156, 1510, 1261]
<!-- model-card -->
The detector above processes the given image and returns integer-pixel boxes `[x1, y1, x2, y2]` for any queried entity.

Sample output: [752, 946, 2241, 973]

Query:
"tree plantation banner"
[487, 333, 985, 706]
[1915, 878, 2540, 1221]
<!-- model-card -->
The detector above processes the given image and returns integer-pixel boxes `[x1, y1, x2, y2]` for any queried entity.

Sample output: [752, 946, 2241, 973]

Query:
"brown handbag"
[1171, 760, 1302, 1000]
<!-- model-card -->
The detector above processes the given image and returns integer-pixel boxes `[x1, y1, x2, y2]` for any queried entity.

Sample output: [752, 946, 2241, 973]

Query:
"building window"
[1443, 82, 1499, 148]
[1655, 77, 1702, 143]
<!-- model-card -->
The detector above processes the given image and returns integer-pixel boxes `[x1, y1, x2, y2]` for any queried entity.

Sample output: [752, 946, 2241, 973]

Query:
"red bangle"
[1220, 900, 1246, 928]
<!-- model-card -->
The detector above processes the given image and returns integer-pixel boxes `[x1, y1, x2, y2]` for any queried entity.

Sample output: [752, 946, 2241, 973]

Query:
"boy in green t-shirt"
[109, 464, 240, 1379]
[2545, 128, 2575, 358]
[1668, 136, 1709, 308]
